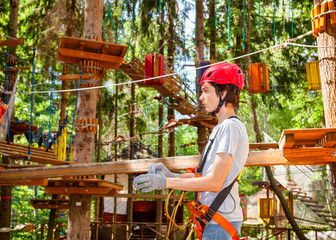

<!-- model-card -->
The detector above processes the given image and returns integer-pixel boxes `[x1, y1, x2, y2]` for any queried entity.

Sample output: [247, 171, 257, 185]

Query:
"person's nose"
[199, 92, 204, 102]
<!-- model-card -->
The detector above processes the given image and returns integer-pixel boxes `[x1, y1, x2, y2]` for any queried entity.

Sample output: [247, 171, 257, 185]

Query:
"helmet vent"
[206, 72, 213, 78]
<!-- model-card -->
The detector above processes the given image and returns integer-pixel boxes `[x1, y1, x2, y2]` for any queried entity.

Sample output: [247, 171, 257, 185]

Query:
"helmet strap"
[212, 86, 237, 114]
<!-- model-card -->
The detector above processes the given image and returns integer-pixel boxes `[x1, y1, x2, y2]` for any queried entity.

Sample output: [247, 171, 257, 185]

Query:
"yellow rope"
[165, 189, 192, 240]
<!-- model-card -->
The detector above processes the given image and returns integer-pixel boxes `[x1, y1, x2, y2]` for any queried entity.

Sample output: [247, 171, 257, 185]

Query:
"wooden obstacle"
[57, 36, 128, 71]
[120, 57, 195, 115]
[31, 199, 70, 209]
[0, 140, 72, 165]
[45, 179, 122, 196]
[279, 128, 336, 164]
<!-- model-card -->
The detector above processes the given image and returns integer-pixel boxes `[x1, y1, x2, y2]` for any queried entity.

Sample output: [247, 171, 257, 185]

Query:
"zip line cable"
[2, 31, 333, 96]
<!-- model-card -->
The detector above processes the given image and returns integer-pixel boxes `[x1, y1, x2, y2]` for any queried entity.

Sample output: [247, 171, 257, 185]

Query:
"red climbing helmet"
[200, 62, 245, 90]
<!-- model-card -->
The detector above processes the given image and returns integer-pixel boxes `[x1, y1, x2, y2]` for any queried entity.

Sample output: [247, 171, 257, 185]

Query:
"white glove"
[148, 163, 176, 178]
[133, 173, 166, 193]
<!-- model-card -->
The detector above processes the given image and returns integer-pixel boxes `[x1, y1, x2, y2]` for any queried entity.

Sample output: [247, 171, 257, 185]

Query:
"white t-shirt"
[198, 117, 249, 223]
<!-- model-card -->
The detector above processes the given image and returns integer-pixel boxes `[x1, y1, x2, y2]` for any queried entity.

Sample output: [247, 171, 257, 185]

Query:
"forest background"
[0, 0, 327, 238]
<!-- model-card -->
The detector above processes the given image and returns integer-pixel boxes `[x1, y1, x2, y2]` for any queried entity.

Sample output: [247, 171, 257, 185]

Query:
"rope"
[215, 0, 218, 27]
[28, 47, 36, 155]
[125, 0, 137, 60]
[66, 71, 82, 161]
[227, 0, 231, 51]
[47, 72, 54, 149]
[273, 0, 276, 45]
[258, 0, 261, 29]
[194, 1, 197, 46]
[243, 0, 246, 52]
[144, 100, 167, 131]
[183, 0, 187, 52]
[2, 31, 321, 95]
[4, 52, 10, 143]
[108, 2, 118, 43]
[291, 0, 294, 40]
[102, 17, 107, 42]
[118, 0, 129, 42]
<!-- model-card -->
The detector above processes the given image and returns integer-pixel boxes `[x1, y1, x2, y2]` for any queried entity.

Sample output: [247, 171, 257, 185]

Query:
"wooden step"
[297, 198, 318, 203]
[305, 203, 324, 209]
[314, 210, 332, 214]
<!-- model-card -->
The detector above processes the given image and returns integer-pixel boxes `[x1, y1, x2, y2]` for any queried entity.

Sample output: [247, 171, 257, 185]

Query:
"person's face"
[199, 83, 222, 112]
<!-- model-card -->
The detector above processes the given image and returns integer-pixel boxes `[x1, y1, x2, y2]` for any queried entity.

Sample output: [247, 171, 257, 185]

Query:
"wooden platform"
[31, 199, 69, 209]
[57, 36, 128, 69]
[0, 37, 24, 47]
[0, 141, 72, 165]
[45, 179, 123, 196]
[279, 128, 336, 164]
[120, 57, 196, 115]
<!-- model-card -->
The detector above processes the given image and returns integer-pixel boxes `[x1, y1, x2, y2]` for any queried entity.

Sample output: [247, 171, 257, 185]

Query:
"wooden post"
[113, 79, 119, 238]
[67, 0, 103, 239]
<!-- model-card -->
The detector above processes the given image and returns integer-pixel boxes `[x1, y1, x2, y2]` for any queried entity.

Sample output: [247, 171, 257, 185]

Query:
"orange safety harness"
[187, 116, 241, 240]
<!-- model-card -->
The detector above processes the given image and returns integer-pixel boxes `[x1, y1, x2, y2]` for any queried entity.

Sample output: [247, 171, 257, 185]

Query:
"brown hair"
[210, 83, 241, 109]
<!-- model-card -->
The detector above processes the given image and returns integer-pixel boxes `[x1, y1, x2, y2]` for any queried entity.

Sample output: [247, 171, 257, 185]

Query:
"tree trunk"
[265, 166, 308, 240]
[195, 0, 207, 154]
[209, 0, 216, 60]
[68, 1, 103, 239]
[314, 0, 336, 201]
[0, 1, 18, 239]
[59, 0, 76, 123]
[245, 0, 262, 143]
[167, 0, 175, 158]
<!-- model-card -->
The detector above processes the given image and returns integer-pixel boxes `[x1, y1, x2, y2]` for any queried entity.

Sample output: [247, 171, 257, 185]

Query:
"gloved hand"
[133, 173, 166, 193]
[148, 163, 176, 178]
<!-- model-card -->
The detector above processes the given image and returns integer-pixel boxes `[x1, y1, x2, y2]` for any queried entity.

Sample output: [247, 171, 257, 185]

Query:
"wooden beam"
[283, 147, 336, 163]
[45, 187, 117, 196]
[114, 193, 187, 200]
[279, 133, 295, 149]
[59, 48, 124, 64]
[0, 149, 335, 181]
[322, 132, 336, 147]
[0, 38, 24, 47]
[0, 178, 48, 186]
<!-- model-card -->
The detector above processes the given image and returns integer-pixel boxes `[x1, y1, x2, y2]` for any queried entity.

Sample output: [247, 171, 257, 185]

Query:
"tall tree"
[0, 1, 18, 239]
[67, 1, 103, 239]
[195, 0, 207, 154]
[314, 0, 336, 205]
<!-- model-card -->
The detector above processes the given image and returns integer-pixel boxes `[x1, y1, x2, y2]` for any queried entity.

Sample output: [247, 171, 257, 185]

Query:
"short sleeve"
[215, 121, 240, 158]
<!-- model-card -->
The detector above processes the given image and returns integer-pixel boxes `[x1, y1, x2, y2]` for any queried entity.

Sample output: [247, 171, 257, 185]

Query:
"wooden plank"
[45, 186, 114, 195]
[279, 133, 295, 149]
[283, 147, 336, 163]
[58, 74, 98, 81]
[48, 179, 122, 190]
[114, 193, 187, 200]
[249, 143, 279, 150]
[0, 151, 290, 181]
[0, 178, 48, 186]
[0, 145, 57, 159]
[0, 38, 24, 47]
[6, 152, 71, 165]
[0, 141, 56, 155]
[59, 48, 124, 64]
[322, 132, 336, 148]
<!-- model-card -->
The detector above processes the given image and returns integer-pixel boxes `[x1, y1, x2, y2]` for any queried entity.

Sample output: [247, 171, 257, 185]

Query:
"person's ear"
[221, 90, 227, 98]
